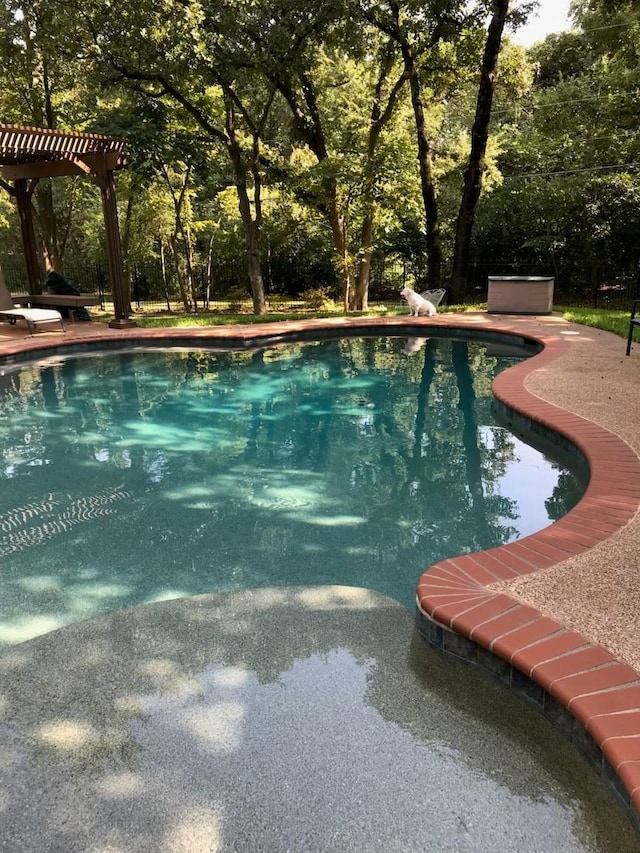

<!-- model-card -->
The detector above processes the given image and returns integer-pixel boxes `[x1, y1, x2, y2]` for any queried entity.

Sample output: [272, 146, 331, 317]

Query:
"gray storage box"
[487, 276, 554, 315]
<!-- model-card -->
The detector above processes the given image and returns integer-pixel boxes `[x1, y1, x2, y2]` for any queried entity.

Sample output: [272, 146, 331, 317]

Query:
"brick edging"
[415, 327, 640, 827]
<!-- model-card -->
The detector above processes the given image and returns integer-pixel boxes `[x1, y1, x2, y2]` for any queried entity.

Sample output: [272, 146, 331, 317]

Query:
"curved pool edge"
[415, 327, 640, 830]
[0, 313, 542, 367]
[2, 313, 640, 829]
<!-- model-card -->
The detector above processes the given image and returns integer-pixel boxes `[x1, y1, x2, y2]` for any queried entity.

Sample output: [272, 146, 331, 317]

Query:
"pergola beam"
[1, 151, 124, 180]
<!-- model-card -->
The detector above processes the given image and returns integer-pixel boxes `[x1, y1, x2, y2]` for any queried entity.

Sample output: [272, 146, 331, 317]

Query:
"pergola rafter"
[0, 123, 135, 328]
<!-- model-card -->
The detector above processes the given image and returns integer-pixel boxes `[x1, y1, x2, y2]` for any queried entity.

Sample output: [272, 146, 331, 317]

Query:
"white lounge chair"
[420, 288, 446, 307]
[0, 278, 65, 335]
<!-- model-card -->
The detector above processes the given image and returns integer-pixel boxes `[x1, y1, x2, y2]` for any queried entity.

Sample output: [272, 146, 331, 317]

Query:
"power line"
[514, 18, 638, 40]
[563, 132, 638, 143]
[495, 130, 639, 145]
[491, 89, 640, 119]
[582, 21, 638, 34]
[503, 161, 640, 180]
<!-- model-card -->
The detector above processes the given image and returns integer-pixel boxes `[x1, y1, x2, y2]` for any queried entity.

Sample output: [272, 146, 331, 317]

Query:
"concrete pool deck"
[1, 309, 640, 844]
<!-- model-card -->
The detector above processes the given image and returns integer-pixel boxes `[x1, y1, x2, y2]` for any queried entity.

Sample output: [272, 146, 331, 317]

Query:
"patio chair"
[627, 299, 640, 355]
[0, 278, 65, 335]
[421, 288, 446, 307]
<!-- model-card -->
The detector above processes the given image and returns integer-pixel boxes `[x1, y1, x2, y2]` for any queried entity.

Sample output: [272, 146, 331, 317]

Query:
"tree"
[362, 0, 536, 298]
[0, 0, 101, 272]
[60, 0, 288, 313]
[272, 38, 411, 309]
[360, 0, 462, 289]
[353, 40, 409, 309]
[450, 0, 510, 303]
[218, 0, 415, 310]
[472, 0, 640, 299]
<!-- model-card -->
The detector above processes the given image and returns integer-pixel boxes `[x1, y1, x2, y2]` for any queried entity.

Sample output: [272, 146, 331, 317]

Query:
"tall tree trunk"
[276, 75, 353, 308]
[163, 165, 200, 314]
[402, 42, 442, 289]
[176, 214, 198, 314]
[169, 234, 191, 312]
[243, 216, 266, 313]
[183, 222, 199, 312]
[328, 207, 350, 312]
[121, 193, 135, 300]
[159, 236, 172, 311]
[34, 182, 61, 272]
[354, 212, 374, 311]
[354, 42, 407, 311]
[225, 100, 266, 314]
[450, 0, 509, 303]
[205, 232, 216, 309]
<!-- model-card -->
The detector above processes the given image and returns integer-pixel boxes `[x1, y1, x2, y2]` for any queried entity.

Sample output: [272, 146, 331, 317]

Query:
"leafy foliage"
[0, 0, 637, 308]
[473, 0, 640, 297]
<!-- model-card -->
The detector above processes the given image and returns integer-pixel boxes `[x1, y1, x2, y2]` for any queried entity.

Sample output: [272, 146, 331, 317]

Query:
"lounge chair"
[626, 299, 640, 355]
[0, 278, 65, 335]
[421, 288, 446, 307]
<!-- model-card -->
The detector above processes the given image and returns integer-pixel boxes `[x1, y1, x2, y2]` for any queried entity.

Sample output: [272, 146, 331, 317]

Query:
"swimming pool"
[2, 328, 638, 851]
[0, 334, 586, 646]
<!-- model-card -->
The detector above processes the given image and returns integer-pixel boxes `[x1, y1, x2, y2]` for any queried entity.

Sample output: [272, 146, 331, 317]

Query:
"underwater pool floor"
[1, 311, 640, 846]
[1, 586, 638, 852]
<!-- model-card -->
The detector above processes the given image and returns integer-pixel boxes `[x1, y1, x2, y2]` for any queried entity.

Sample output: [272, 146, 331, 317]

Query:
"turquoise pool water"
[0, 335, 586, 645]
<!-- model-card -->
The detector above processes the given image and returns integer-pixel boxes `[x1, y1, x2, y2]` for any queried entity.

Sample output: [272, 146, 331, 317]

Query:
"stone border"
[3, 315, 640, 827]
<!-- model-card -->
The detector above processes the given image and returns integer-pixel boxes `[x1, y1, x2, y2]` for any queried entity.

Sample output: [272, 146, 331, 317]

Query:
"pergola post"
[99, 169, 135, 328]
[14, 178, 42, 295]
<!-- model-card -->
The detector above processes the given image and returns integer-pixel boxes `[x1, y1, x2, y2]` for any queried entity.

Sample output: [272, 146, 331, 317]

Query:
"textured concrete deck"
[1, 310, 639, 847]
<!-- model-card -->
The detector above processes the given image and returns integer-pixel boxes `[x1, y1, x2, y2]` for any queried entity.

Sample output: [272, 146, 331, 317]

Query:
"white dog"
[400, 287, 437, 317]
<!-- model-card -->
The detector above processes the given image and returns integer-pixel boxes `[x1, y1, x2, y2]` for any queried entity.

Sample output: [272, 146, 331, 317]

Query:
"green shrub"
[302, 286, 339, 311]
[226, 286, 250, 311]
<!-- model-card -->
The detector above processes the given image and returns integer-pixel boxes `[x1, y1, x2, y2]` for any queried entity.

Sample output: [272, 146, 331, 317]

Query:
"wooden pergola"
[0, 123, 135, 328]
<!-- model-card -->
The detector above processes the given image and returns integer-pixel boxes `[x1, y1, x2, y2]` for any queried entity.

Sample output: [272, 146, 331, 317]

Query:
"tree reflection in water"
[0, 336, 585, 644]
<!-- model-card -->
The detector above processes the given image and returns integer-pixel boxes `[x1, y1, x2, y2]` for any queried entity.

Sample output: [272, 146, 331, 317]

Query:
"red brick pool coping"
[412, 323, 640, 823]
[2, 313, 640, 823]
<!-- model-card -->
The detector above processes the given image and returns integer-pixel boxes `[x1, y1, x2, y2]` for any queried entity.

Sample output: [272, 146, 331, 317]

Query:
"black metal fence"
[2, 256, 430, 313]
[4, 256, 639, 313]
[469, 260, 640, 311]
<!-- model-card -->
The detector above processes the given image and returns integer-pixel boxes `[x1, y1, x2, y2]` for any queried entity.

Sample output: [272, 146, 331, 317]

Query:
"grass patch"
[98, 302, 633, 339]
[556, 306, 631, 338]
[132, 311, 336, 328]
[123, 301, 481, 329]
